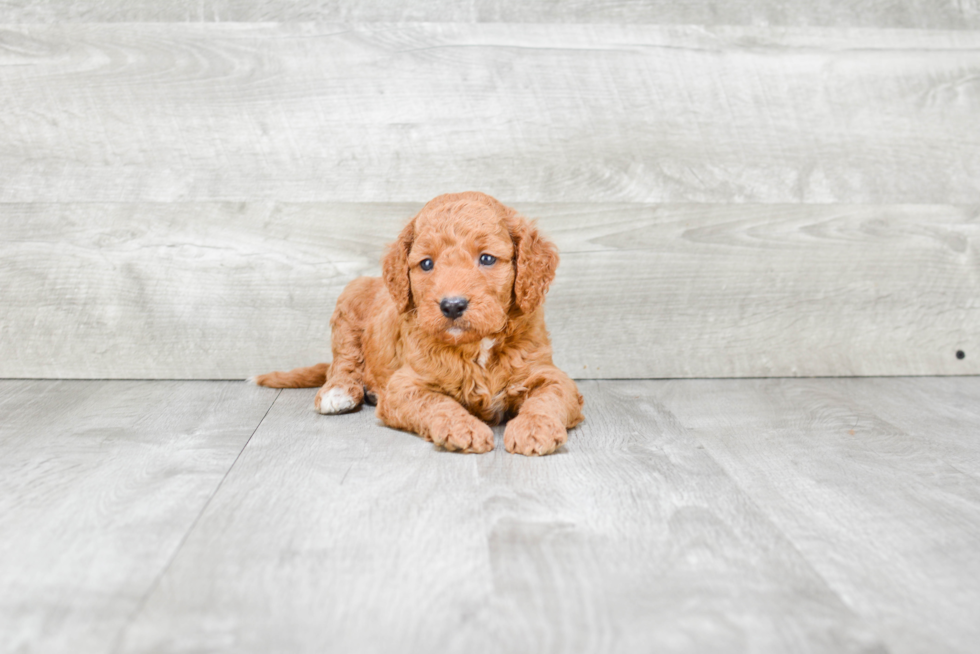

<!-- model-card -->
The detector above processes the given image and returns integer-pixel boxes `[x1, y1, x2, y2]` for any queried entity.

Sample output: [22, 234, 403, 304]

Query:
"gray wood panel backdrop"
[1, 2, 978, 379]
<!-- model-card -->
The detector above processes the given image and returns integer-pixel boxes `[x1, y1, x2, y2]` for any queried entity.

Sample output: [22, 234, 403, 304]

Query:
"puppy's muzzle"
[440, 296, 468, 319]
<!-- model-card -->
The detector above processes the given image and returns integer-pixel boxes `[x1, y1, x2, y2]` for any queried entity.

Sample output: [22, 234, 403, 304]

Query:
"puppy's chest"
[452, 338, 526, 424]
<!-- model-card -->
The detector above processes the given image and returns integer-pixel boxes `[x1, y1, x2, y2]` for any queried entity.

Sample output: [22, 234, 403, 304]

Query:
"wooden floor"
[2, 378, 979, 653]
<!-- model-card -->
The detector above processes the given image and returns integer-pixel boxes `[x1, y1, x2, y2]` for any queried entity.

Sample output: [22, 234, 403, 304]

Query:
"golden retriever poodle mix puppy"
[252, 191, 584, 455]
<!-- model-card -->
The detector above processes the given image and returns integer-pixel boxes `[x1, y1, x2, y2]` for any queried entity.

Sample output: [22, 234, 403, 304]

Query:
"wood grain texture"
[2, 24, 980, 204]
[115, 383, 883, 653]
[1, 202, 976, 379]
[0, 380, 279, 654]
[2, 0, 979, 27]
[656, 377, 980, 654]
[5, 378, 979, 652]
[835, 377, 980, 473]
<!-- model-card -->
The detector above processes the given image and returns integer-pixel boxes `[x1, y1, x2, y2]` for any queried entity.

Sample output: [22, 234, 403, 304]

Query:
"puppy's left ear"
[382, 219, 415, 314]
[507, 211, 559, 315]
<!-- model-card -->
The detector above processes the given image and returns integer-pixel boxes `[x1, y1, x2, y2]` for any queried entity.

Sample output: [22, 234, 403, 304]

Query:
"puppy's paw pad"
[504, 414, 567, 456]
[315, 387, 358, 414]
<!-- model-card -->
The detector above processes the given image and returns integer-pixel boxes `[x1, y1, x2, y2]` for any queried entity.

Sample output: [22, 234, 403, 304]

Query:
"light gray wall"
[1, 7, 977, 379]
[2, 0, 979, 27]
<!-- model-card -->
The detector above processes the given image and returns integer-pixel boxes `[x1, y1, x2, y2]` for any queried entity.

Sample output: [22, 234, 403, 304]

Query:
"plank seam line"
[688, 435, 886, 641]
[629, 380, 875, 634]
[671, 401, 890, 643]
[107, 387, 283, 654]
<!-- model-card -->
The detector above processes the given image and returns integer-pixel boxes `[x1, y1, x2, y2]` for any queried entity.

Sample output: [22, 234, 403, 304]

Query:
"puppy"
[252, 191, 583, 455]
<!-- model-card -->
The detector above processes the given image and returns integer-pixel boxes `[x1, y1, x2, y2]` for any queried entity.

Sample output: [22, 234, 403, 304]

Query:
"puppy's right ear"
[382, 219, 415, 314]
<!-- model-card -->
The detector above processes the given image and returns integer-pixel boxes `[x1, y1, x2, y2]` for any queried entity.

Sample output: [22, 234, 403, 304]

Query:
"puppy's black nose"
[440, 296, 468, 319]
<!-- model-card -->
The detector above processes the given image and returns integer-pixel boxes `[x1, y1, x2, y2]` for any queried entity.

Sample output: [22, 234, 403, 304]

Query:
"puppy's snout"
[440, 296, 469, 319]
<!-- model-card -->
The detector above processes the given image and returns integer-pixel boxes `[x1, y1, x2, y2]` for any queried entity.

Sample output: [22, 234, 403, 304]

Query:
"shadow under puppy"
[252, 191, 584, 455]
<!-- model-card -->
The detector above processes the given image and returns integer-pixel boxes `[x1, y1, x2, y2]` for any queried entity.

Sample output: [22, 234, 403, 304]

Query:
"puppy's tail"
[248, 362, 330, 388]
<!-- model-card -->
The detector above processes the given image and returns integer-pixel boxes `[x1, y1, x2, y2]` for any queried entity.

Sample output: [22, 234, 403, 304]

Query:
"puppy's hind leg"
[314, 287, 369, 415]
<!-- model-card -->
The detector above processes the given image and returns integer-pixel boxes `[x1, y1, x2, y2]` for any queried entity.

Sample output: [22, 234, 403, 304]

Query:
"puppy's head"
[382, 192, 558, 345]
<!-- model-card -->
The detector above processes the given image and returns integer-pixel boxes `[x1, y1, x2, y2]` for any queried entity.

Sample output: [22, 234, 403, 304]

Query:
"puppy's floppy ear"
[507, 211, 559, 315]
[382, 219, 415, 314]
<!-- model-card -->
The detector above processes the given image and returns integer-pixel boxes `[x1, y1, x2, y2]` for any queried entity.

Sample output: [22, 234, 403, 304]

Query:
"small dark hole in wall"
[956, 350, 966, 360]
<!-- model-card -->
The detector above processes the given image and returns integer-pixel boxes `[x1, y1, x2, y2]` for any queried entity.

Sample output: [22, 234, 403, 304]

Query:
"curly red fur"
[252, 191, 584, 455]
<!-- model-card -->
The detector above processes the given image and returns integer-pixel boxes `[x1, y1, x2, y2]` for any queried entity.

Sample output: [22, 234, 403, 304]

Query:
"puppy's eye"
[419, 258, 434, 271]
[479, 253, 497, 266]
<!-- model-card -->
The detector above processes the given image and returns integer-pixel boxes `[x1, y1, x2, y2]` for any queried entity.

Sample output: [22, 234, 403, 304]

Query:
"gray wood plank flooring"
[0, 380, 278, 654]
[2, 202, 976, 380]
[656, 377, 980, 654]
[116, 385, 879, 654]
[3, 378, 979, 653]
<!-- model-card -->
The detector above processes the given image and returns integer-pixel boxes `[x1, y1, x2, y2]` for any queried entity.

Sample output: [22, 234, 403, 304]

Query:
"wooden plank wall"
[1, 4, 978, 379]
[3, 1, 980, 27]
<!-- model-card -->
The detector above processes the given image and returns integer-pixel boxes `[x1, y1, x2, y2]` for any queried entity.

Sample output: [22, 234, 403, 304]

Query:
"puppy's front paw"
[429, 415, 495, 454]
[504, 413, 567, 456]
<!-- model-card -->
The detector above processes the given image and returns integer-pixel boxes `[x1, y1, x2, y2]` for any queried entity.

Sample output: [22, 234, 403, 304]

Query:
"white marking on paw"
[318, 388, 357, 414]
[246, 376, 258, 385]
[478, 338, 496, 367]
